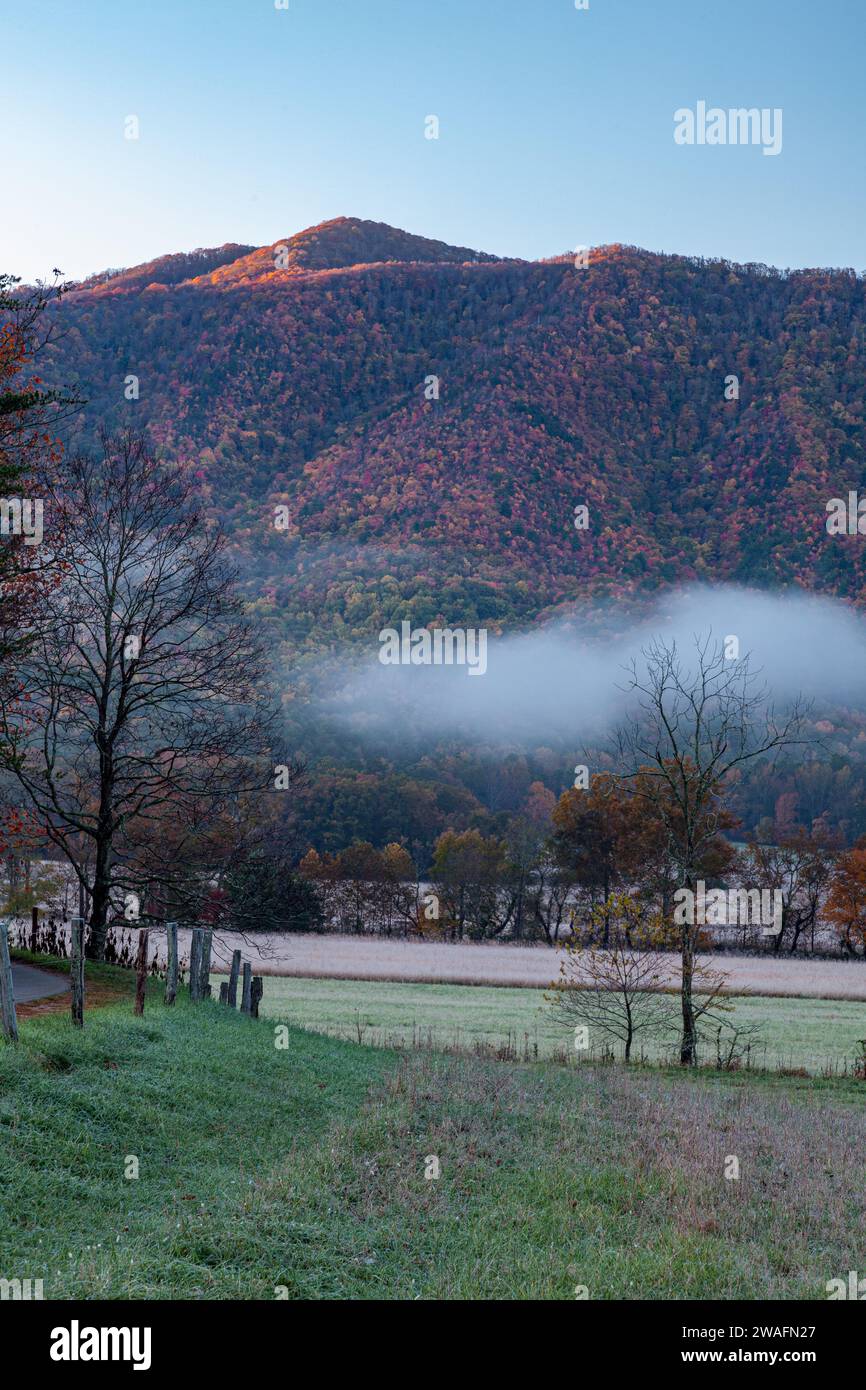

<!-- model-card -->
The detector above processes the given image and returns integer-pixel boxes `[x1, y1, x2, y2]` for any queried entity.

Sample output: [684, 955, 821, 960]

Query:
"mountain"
[71, 218, 502, 297]
[31, 219, 866, 856]
[43, 219, 866, 653]
[183, 217, 504, 288]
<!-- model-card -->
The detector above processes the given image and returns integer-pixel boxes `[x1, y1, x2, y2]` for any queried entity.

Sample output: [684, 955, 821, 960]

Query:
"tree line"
[297, 780, 865, 958]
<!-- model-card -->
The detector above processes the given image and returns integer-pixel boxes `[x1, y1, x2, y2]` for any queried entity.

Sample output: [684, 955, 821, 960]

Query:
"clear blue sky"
[2, 0, 864, 282]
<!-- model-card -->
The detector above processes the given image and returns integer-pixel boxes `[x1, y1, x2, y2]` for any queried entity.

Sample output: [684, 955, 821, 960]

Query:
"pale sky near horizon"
[1, 0, 864, 283]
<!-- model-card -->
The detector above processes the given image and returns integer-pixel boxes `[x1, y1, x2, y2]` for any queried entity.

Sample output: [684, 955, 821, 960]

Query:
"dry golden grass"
[203, 930, 866, 1001]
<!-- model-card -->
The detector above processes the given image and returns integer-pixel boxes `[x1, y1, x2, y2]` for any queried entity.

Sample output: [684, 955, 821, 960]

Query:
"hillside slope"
[41, 221, 866, 648]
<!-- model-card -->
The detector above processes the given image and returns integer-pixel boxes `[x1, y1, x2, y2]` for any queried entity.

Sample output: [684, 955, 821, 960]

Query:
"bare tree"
[0, 430, 276, 958]
[548, 894, 680, 1061]
[611, 635, 806, 1064]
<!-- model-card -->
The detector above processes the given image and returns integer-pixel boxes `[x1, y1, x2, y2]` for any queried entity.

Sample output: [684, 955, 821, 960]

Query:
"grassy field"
[1, 955, 865, 1299]
[257, 975, 866, 1075]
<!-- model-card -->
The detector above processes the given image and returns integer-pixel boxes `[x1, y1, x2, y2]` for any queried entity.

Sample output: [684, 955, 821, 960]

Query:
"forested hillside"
[43, 216, 866, 643]
[36, 217, 866, 859]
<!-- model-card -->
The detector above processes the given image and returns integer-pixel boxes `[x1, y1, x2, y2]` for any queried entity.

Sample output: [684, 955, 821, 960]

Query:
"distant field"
[258, 975, 866, 1075]
[210, 931, 866, 1000]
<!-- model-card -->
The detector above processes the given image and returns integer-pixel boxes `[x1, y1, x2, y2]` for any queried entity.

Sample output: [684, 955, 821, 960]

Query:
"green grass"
[257, 975, 866, 1075]
[0, 966, 392, 1298]
[2, 964, 865, 1299]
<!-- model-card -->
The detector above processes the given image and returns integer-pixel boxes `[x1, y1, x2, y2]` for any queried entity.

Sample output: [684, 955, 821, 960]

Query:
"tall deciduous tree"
[824, 838, 866, 956]
[431, 828, 510, 940]
[0, 430, 275, 957]
[612, 635, 805, 1064]
[549, 774, 645, 940]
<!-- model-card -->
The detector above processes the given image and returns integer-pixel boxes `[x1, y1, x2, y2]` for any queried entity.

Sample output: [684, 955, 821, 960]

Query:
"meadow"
[0, 957, 864, 1300]
[257, 974, 866, 1076]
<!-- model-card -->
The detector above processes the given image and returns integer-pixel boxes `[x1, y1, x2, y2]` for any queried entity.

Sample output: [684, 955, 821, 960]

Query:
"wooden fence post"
[30, 906, 38, 953]
[241, 961, 252, 1015]
[218, 981, 229, 1004]
[134, 929, 149, 1016]
[227, 949, 241, 1008]
[198, 930, 212, 1000]
[189, 928, 202, 1002]
[165, 922, 178, 1005]
[251, 976, 263, 1019]
[0, 921, 18, 1044]
[70, 916, 85, 1028]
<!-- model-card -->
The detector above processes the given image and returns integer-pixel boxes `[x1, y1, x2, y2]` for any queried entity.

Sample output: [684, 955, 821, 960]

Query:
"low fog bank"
[313, 585, 865, 748]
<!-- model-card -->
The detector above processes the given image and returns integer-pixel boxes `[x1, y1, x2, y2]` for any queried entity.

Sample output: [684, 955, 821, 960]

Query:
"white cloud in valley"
[316, 585, 866, 747]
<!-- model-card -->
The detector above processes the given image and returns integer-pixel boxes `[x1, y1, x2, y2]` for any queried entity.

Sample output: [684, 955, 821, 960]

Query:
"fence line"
[4, 910, 263, 1033]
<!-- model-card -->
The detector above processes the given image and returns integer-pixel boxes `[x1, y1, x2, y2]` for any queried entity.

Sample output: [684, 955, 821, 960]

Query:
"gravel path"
[11, 962, 69, 1003]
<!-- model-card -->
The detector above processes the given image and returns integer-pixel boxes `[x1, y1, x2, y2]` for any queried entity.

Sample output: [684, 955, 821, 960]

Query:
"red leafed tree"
[824, 840, 866, 956]
[0, 272, 76, 665]
[0, 803, 53, 911]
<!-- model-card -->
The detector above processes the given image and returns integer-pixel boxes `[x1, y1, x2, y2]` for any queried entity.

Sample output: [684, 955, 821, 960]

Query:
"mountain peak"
[283, 216, 502, 269]
[69, 220, 508, 298]
[191, 217, 504, 288]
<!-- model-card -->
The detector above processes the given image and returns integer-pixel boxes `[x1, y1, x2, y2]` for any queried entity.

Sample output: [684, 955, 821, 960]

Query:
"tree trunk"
[772, 903, 785, 954]
[680, 925, 696, 1065]
[513, 872, 525, 940]
[678, 856, 699, 1066]
[86, 850, 112, 960]
[70, 918, 85, 1028]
